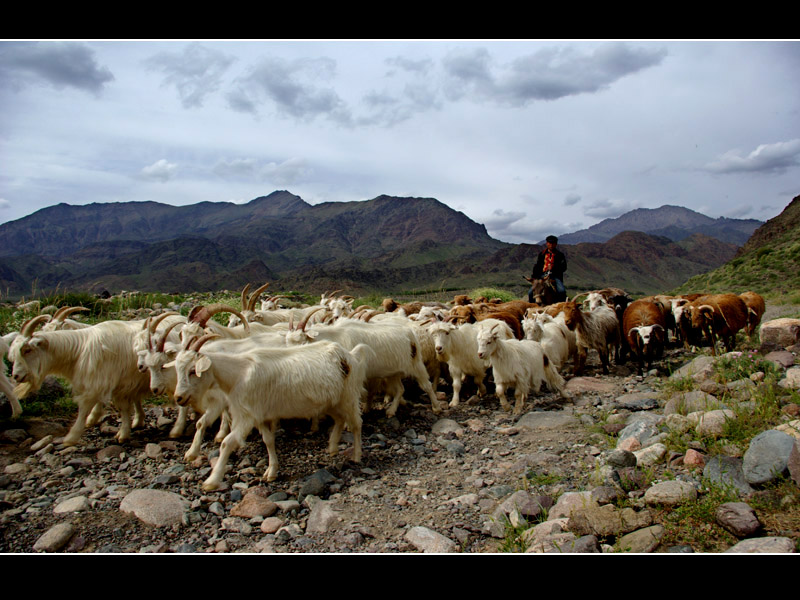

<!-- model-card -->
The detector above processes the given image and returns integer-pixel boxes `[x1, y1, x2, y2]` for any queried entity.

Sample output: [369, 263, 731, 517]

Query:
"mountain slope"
[673, 194, 800, 301]
[555, 205, 761, 246]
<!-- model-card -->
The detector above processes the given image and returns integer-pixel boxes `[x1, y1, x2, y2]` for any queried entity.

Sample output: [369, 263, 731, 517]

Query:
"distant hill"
[0, 191, 746, 300]
[673, 194, 800, 301]
[554, 205, 761, 246]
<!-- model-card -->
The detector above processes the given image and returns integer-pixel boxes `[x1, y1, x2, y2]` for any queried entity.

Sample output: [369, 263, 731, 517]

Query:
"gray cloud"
[563, 193, 581, 206]
[226, 56, 352, 125]
[442, 42, 667, 105]
[144, 42, 237, 109]
[583, 198, 639, 219]
[140, 159, 177, 182]
[0, 41, 114, 94]
[0, 198, 10, 210]
[704, 139, 800, 174]
[385, 56, 434, 75]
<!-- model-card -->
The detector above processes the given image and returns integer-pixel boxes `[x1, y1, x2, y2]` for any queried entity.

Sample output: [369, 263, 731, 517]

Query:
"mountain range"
[552, 205, 761, 246]
[0, 191, 762, 300]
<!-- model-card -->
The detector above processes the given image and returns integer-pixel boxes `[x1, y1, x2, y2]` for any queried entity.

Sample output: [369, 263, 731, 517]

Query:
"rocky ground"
[1, 306, 798, 554]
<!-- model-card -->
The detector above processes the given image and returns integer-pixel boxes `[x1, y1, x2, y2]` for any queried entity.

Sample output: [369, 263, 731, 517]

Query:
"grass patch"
[656, 478, 742, 552]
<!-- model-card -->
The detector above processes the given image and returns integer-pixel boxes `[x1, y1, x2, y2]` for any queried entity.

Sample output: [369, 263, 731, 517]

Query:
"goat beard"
[13, 381, 34, 399]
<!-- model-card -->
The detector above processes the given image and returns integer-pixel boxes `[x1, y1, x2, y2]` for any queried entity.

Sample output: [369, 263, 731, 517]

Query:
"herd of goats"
[0, 281, 766, 491]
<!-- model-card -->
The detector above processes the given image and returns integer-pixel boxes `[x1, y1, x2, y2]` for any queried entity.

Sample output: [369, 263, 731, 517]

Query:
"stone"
[703, 456, 754, 497]
[306, 500, 341, 534]
[789, 439, 800, 487]
[743, 430, 796, 485]
[230, 492, 278, 519]
[33, 522, 76, 553]
[775, 420, 800, 440]
[567, 503, 652, 537]
[616, 525, 665, 553]
[53, 495, 90, 514]
[764, 350, 794, 368]
[633, 443, 668, 467]
[665, 390, 724, 416]
[779, 366, 800, 390]
[696, 409, 736, 437]
[670, 356, 716, 382]
[516, 411, 578, 430]
[716, 502, 761, 537]
[759, 318, 800, 349]
[548, 491, 599, 520]
[724, 537, 796, 553]
[405, 526, 458, 553]
[644, 480, 697, 507]
[119, 489, 190, 527]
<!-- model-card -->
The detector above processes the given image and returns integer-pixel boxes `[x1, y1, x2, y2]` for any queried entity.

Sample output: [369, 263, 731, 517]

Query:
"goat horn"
[20, 315, 51, 338]
[247, 282, 271, 312]
[189, 333, 220, 352]
[240, 283, 252, 310]
[155, 320, 182, 353]
[53, 306, 90, 322]
[148, 311, 179, 334]
[298, 306, 326, 331]
[189, 303, 250, 334]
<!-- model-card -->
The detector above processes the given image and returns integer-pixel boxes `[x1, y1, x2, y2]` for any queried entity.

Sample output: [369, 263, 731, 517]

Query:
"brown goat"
[622, 299, 666, 376]
[739, 291, 766, 338]
[687, 293, 748, 355]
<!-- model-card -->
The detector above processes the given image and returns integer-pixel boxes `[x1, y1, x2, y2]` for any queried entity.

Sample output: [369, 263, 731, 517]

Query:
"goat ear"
[163, 360, 176, 370]
[29, 336, 48, 350]
[195, 355, 212, 376]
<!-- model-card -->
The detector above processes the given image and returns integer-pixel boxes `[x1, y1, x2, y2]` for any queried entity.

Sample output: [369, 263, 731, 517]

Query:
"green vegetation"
[672, 227, 800, 305]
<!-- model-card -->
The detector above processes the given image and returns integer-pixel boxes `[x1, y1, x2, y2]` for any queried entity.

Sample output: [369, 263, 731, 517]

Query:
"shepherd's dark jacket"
[531, 247, 567, 280]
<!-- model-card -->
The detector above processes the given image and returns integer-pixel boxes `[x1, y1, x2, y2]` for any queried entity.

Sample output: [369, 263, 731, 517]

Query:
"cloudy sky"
[1, 40, 799, 244]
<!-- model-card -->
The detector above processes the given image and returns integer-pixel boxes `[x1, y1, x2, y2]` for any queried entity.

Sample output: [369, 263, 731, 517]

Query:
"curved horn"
[52, 305, 90, 322]
[188, 303, 250, 334]
[240, 283, 251, 310]
[247, 282, 270, 312]
[148, 311, 180, 334]
[298, 306, 326, 331]
[155, 320, 182, 353]
[189, 333, 220, 352]
[20, 315, 51, 338]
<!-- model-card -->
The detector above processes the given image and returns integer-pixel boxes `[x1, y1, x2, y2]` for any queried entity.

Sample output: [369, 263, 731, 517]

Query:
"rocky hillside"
[674, 194, 800, 301]
[556, 205, 761, 246]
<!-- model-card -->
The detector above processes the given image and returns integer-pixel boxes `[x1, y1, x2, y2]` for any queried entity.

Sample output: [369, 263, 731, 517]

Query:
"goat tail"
[543, 352, 570, 399]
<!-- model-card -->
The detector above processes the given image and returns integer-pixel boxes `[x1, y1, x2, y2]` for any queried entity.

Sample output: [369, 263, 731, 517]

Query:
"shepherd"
[525, 235, 567, 304]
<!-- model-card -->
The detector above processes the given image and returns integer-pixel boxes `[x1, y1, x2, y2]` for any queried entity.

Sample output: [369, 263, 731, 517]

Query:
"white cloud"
[0, 198, 10, 210]
[259, 158, 313, 186]
[704, 139, 800, 175]
[140, 159, 177, 182]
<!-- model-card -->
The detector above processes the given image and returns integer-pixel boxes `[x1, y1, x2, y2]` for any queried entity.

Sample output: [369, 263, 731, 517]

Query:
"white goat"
[476, 323, 570, 415]
[427, 319, 513, 409]
[9, 315, 152, 445]
[285, 309, 441, 417]
[0, 332, 22, 418]
[521, 312, 572, 371]
[170, 334, 367, 490]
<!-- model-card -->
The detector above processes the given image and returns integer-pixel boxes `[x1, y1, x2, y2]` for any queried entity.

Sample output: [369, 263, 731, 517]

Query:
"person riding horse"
[525, 235, 567, 305]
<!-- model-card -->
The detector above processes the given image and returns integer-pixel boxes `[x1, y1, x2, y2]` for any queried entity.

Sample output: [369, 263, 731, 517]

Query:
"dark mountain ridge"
[0, 191, 748, 299]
